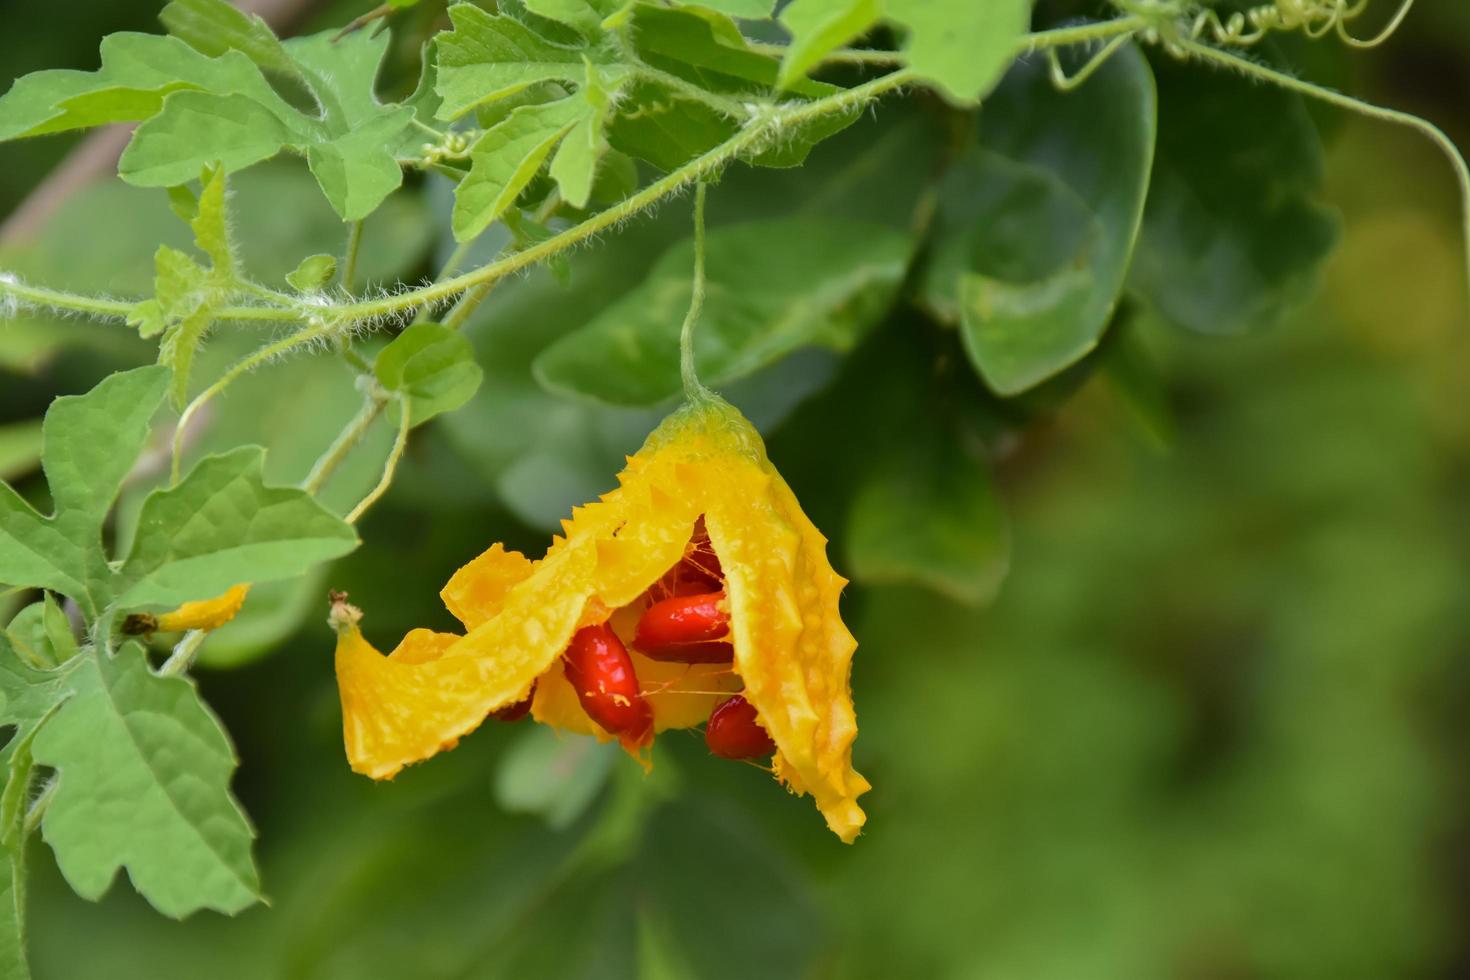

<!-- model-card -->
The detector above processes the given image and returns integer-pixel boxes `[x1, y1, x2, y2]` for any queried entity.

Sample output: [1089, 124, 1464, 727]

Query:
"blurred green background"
[3, 1, 1470, 978]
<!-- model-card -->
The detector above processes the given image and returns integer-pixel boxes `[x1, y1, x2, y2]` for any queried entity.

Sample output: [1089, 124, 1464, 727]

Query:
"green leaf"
[1127, 51, 1339, 336]
[42, 367, 168, 528]
[534, 218, 914, 405]
[494, 728, 615, 830]
[887, 0, 1027, 103]
[435, 5, 608, 120]
[924, 43, 1156, 395]
[0, 367, 169, 610]
[630, 4, 828, 97]
[452, 97, 587, 242]
[305, 112, 415, 221]
[776, 0, 881, 90]
[285, 254, 337, 292]
[0, 633, 77, 980]
[143, 243, 219, 407]
[119, 90, 299, 187]
[374, 323, 485, 426]
[1098, 311, 1174, 450]
[116, 446, 358, 609]
[606, 80, 736, 171]
[4, 605, 54, 671]
[190, 164, 235, 277]
[116, 30, 415, 220]
[160, 0, 298, 76]
[40, 595, 76, 666]
[31, 643, 259, 917]
[0, 34, 291, 141]
[0, 845, 28, 980]
[523, 0, 619, 38]
[847, 417, 1010, 605]
[683, 0, 775, 19]
[548, 62, 622, 208]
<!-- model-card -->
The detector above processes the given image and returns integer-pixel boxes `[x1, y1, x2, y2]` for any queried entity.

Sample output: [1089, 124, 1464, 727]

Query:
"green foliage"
[535, 218, 914, 405]
[0, 7, 422, 220]
[435, 5, 612, 120]
[374, 323, 485, 426]
[116, 446, 358, 608]
[0, 367, 356, 615]
[30, 643, 259, 917]
[777, 0, 1027, 101]
[844, 331, 1010, 604]
[924, 44, 1156, 395]
[1, 0, 1466, 975]
[1129, 51, 1340, 335]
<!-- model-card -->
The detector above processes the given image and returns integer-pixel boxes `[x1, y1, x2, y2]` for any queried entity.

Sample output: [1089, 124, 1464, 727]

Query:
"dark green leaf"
[924, 43, 1156, 394]
[375, 323, 485, 426]
[847, 415, 1010, 604]
[606, 80, 735, 172]
[534, 218, 915, 405]
[1127, 52, 1339, 335]
[32, 643, 260, 917]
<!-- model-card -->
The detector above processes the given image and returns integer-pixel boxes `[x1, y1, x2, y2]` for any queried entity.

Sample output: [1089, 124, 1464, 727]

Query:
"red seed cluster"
[495, 520, 775, 762]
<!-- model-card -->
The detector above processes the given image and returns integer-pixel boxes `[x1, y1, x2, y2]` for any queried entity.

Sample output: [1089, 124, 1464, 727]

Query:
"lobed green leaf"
[31, 643, 260, 918]
[116, 447, 359, 609]
[435, 5, 609, 120]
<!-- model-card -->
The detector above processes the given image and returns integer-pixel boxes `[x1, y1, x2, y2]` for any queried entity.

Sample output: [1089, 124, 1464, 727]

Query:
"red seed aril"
[491, 683, 535, 722]
[562, 624, 653, 745]
[705, 695, 775, 759]
[635, 590, 733, 663]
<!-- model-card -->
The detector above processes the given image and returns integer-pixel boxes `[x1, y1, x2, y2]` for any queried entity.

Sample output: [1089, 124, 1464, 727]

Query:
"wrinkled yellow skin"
[156, 584, 251, 632]
[334, 396, 869, 842]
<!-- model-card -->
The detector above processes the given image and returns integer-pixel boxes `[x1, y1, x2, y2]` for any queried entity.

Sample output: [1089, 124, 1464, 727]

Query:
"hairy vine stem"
[345, 400, 410, 524]
[302, 393, 388, 495]
[679, 182, 710, 399]
[170, 318, 337, 483]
